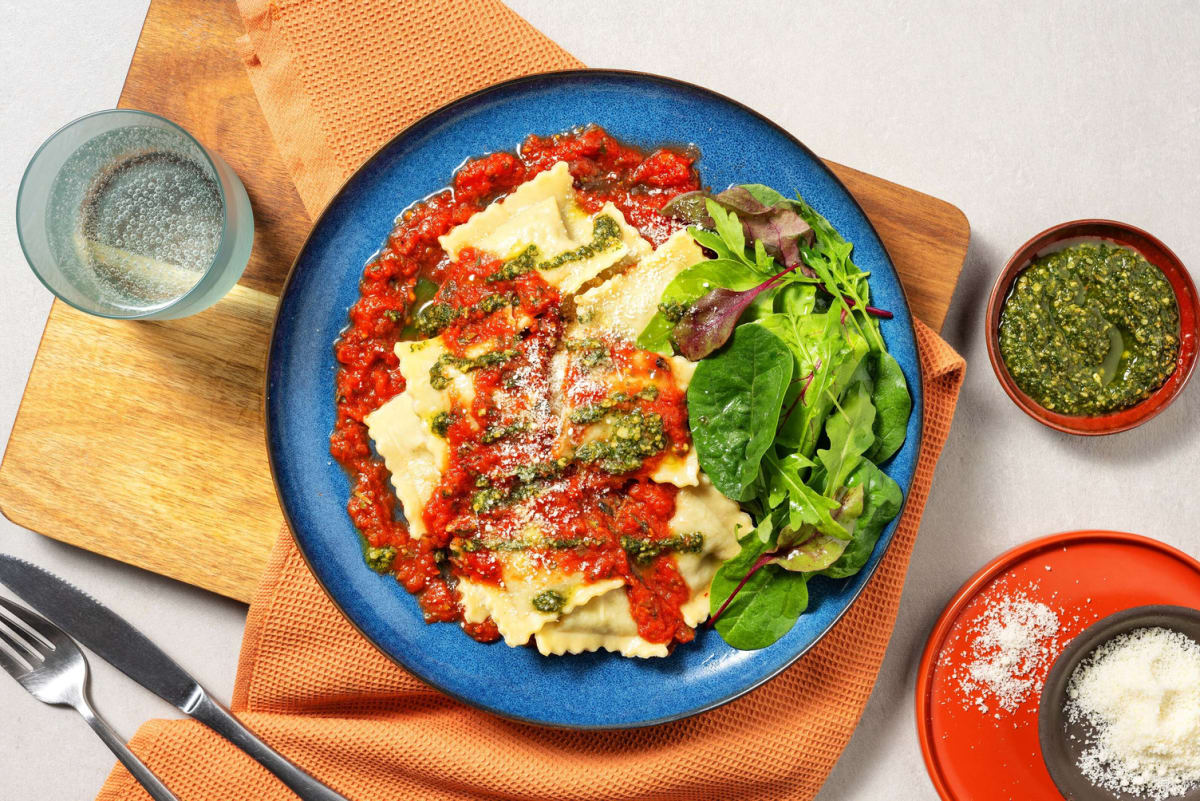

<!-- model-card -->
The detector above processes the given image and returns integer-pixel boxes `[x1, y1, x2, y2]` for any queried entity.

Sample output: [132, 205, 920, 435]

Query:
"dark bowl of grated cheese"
[1039, 605, 1200, 801]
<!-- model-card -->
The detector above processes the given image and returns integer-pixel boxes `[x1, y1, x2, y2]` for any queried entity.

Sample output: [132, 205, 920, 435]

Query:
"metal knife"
[0, 554, 351, 801]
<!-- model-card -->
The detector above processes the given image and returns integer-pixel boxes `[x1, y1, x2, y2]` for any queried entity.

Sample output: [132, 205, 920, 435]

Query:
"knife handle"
[187, 689, 352, 801]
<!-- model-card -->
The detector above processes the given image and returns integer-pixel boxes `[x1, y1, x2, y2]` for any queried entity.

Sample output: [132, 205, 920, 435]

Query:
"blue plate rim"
[263, 67, 926, 729]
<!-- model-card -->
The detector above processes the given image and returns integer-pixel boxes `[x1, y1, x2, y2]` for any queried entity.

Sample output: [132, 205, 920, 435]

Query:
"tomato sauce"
[330, 126, 702, 647]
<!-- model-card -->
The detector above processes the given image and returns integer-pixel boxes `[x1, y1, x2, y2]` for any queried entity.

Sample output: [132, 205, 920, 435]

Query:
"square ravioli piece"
[566, 228, 711, 487]
[533, 476, 748, 658]
[364, 337, 474, 539]
[438, 161, 651, 295]
[572, 228, 706, 341]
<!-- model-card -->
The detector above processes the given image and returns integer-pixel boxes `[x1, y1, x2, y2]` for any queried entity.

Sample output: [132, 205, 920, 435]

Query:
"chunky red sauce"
[330, 126, 701, 647]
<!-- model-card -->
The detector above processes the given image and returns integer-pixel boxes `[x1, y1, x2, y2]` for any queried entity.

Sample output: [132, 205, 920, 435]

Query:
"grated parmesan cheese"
[956, 591, 1061, 714]
[1065, 627, 1200, 800]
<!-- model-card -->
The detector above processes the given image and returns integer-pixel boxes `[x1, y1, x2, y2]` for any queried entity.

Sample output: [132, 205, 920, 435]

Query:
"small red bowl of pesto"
[986, 220, 1199, 435]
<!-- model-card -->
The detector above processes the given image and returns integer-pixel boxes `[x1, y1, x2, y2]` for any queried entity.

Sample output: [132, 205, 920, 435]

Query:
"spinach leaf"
[708, 518, 810, 650]
[820, 461, 902, 579]
[688, 324, 793, 501]
[865, 351, 911, 463]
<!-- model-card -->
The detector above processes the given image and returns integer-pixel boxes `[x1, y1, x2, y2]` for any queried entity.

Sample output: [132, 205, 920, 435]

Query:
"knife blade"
[0, 553, 351, 801]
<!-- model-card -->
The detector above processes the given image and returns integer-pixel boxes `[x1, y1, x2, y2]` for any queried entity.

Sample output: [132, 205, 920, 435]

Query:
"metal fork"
[0, 596, 179, 801]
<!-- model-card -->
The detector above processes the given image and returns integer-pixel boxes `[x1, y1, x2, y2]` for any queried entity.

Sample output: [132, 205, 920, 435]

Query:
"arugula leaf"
[687, 324, 793, 501]
[708, 517, 810, 650]
[865, 351, 911, 463]
[821, 461, 902, 579]
[762, 450, 843, 540]
[707, 201, 747, 262]
[817, 382, 877, 494]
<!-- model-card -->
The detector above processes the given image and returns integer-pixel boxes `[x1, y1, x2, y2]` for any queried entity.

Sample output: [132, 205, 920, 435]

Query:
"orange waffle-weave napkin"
[98, 1, 966, 799]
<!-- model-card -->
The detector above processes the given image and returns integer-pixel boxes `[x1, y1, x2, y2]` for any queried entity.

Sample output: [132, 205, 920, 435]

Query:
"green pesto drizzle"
[563, 336, 610, 368]
[480, 421, 529, 444]
[415, 292, 517, 337]
[531, 589, 566, 613]
[620, 532, 704, 565]
[486, 214, 622, 282]
[429, 349, 517, 390]
[459, 532, 705, 565]
[574, 408, 666, 474]
[364, 545, 397, 574]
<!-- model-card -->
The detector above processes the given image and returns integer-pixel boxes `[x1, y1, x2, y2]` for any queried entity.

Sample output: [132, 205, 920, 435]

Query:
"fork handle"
[188, 690, 351, 801]
[75, 698, 180, 801]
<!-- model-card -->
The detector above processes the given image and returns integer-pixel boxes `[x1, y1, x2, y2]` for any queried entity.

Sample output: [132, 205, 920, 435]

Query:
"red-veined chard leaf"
[672, 264, 799, 360]
[715, 185, 814, 273]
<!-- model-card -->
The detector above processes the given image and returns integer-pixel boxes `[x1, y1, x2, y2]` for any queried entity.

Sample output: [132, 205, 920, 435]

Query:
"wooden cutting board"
[0, 0, 970, 603]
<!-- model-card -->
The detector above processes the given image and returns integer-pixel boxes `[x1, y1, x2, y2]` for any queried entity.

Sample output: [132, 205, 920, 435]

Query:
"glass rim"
[15, 108, 233, 320]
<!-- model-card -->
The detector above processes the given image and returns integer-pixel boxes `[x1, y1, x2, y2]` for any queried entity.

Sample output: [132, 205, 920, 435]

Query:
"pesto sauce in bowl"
[998, 242, 1179, 416]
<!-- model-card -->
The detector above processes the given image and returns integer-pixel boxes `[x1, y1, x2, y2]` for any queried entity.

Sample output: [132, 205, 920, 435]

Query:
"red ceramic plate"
[986, 220, 1199, 435]
[916, 530, 1200, 801]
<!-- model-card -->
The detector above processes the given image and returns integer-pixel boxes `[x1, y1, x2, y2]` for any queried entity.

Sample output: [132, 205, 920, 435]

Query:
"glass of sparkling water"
[16, 109, 254, 319]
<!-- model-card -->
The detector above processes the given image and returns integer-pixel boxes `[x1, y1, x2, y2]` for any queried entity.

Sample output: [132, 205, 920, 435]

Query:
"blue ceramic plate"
[266, 70, 924, 729]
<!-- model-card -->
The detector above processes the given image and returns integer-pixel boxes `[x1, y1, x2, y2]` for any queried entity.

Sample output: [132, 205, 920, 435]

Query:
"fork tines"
[0, 597, 56, 674]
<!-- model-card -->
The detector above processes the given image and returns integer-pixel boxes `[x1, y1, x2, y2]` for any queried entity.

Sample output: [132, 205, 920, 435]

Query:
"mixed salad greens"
[639, 185, 912, 650]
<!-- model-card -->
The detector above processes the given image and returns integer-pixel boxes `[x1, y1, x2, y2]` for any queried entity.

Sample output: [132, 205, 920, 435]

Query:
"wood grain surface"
[0, 0, 969, 603]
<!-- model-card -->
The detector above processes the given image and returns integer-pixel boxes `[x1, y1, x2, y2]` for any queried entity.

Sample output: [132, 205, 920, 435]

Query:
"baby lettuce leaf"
[759, 311, 869, 455]
[771, 484, 865, 573]
[865, 351, 911, 463]
[776, 282, 817, 316]
[687, 324, 793, 501]
[820, 461, 902, 579]
[708, 518, 810, 650]
[673, 262, 802, 360]
[660, 191, 713, 227]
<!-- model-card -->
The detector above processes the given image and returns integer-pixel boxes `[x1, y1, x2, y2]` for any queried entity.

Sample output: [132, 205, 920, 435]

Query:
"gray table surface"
[2, 1, 1198, 798]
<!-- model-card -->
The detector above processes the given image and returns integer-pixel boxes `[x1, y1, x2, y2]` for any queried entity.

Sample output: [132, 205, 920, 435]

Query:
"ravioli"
[364, 162, 747, 658]
[364, 338, 462, 539]
[573, 229, 705, 340]
[458, 552, 624, 648]
[535, 477, 747, 656]
[439, 161, 651, 295]
[534, 586, 670, 658]
[566, 228, 709, 488]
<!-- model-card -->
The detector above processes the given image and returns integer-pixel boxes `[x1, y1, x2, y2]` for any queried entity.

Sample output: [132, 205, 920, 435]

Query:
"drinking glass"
[16, 109, 254, 319]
